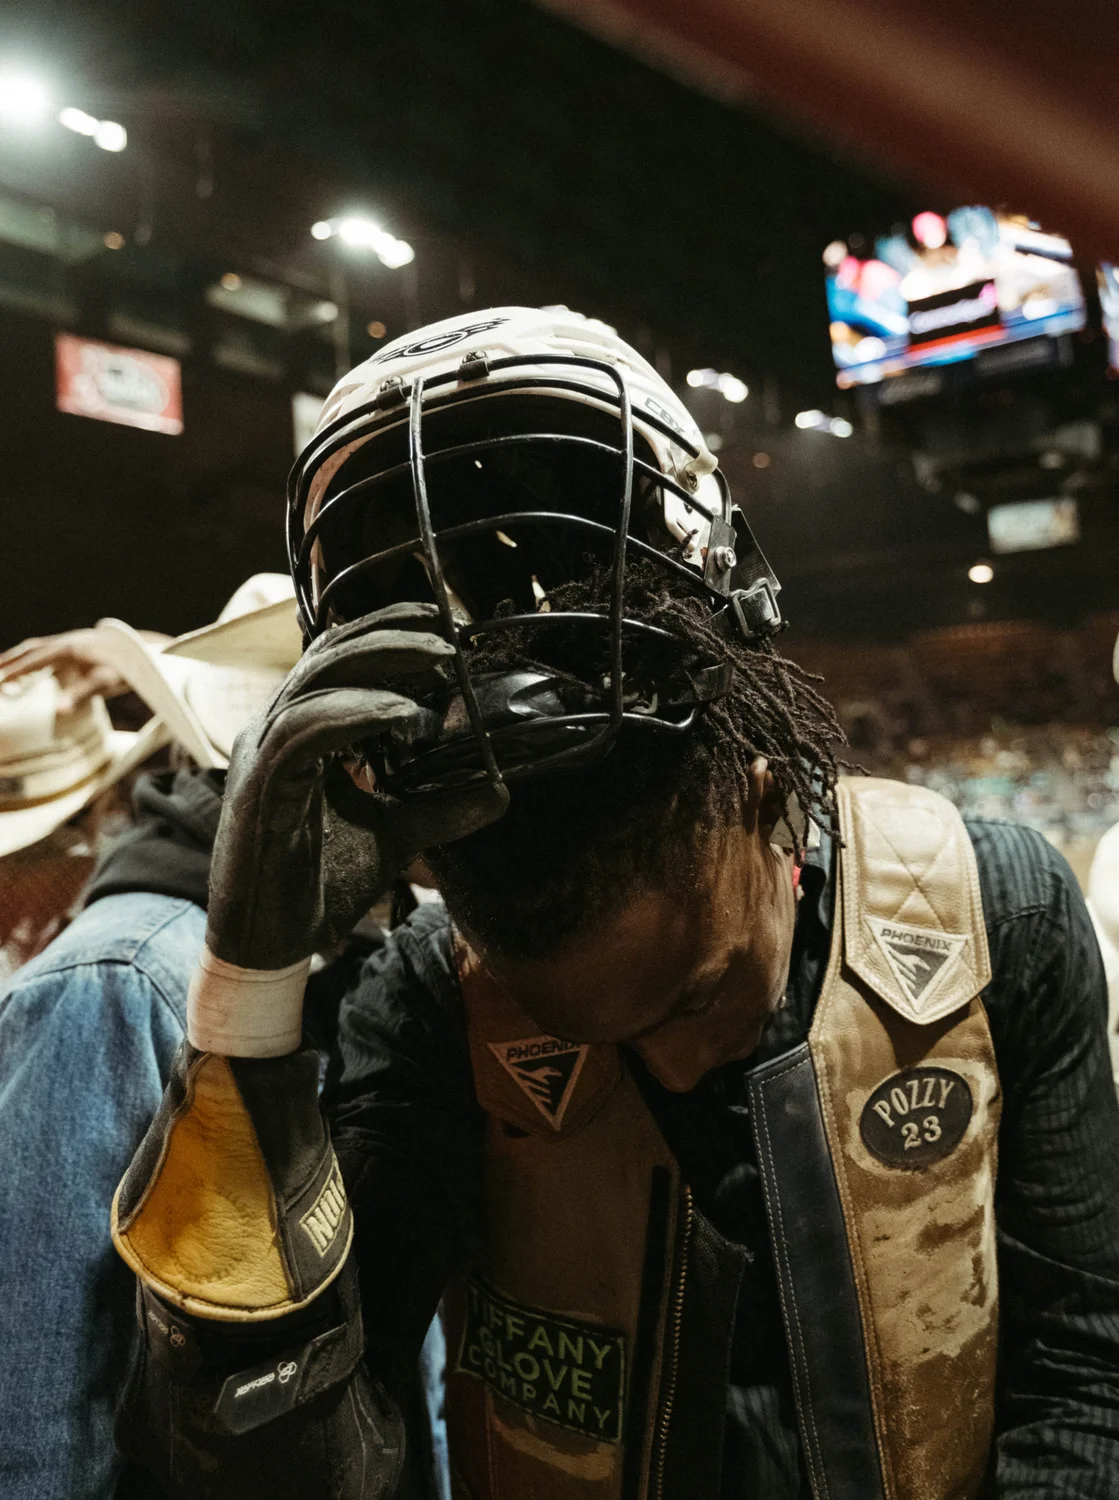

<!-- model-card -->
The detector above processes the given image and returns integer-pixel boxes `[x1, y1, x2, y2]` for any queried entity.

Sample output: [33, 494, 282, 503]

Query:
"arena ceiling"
[0, 0, 1114, 642]
[0, 0, 919, 409]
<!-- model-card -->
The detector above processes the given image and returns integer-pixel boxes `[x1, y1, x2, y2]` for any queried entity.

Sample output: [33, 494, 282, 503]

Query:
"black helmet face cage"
[286, 352, 782, 793]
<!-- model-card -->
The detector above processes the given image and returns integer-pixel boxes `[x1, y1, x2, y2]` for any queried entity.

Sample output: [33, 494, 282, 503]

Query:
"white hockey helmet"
[287, 306, 782, 790]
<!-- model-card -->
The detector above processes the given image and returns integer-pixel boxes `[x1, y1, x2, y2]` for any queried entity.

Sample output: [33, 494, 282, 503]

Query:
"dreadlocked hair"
[426, 555, 848, 960]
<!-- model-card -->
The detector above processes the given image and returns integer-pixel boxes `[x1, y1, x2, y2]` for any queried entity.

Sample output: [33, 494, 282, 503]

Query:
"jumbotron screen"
[1098, 264, 1119, 371]
[825, 208, 1086, 389]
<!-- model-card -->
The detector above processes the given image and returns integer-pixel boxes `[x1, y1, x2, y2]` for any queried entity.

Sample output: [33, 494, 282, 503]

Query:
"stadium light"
[968, 562, 994, 584]
[376, 237, 415, 269]
[92, 119, 127, 152]
[57, 102, 127, 150]
[686, 367, 747, 402]
[0, 72, 127, 151]
[796, 409, 853, 437]
[0, 70, 52, 127]
[338, 215, 382, 247]
[717, 373, 748, 403]
[311, 216, 415, 268]
[59, 106, 97, 136]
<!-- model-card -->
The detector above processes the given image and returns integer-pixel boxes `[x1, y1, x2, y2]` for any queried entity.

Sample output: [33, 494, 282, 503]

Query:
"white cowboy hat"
[0, 673, 166, 859]
[0, 575, 303, 858]
[91, 574, 303, 768]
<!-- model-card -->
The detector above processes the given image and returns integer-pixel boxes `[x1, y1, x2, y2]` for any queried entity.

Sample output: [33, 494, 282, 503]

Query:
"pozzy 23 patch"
[455, 1278, 625, 1443]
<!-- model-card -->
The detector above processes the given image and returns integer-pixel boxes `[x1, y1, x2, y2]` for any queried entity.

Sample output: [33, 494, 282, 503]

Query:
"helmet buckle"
[702, 517, 739, 596]
[689, 661, 734, 703]
[728, 579, 783, 641]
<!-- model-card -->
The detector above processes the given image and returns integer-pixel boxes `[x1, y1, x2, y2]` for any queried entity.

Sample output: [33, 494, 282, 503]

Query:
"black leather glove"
[111, 604, 494, 1494]
[188, 601, 507, 1056]
[112, 604, 506, 1318]
[113, 1040, 355, 1319]
[210, 601, 505, 965]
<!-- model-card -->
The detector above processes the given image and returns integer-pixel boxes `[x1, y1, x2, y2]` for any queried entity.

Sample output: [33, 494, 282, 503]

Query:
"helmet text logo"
[372, 317, 509, 363]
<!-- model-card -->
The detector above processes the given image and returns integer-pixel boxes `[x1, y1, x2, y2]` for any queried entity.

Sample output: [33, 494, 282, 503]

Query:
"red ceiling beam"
[535, 0, 1119, 261]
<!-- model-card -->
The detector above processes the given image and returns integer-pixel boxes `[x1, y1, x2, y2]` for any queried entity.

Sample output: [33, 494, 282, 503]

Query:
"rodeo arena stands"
[791, 615, 1119, 869]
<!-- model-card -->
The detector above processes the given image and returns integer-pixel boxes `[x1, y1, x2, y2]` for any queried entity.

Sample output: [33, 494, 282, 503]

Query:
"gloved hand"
[116, 1246, 407, 1500]
[113, 1040, 354, 1319]
[189, 600, 508, 1057]
[112, 603, 507, 1328]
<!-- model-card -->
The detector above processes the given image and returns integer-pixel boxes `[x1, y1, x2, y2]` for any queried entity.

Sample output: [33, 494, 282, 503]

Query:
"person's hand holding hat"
[0, 628, 172, 714]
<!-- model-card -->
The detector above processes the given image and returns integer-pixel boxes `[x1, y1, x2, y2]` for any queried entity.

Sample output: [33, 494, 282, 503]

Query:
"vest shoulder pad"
[836, 776, 991, 1025]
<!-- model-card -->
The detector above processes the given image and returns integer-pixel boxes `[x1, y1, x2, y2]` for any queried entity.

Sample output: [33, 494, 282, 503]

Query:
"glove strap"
[188, 946, 311, 1058]
[137, 1270, 368, 1435]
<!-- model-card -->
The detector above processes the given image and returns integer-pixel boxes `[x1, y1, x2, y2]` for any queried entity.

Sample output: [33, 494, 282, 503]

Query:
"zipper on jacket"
[651, 1185, 693, 1500]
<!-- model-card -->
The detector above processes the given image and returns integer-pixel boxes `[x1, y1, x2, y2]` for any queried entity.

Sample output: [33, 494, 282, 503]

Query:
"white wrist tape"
[187, 946, 312, 1058]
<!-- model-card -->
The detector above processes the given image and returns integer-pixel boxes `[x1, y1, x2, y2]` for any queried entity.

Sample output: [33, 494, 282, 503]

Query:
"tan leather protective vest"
[444, 778, 1001, 1500]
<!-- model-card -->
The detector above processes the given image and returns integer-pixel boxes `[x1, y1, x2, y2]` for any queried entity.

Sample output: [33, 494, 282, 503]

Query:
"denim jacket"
[0, 892, 204, 1499]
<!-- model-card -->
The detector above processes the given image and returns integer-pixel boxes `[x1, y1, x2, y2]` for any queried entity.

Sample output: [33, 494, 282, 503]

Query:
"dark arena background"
[1, 0, 1117, 879]
[6, 10, 1119, 1500]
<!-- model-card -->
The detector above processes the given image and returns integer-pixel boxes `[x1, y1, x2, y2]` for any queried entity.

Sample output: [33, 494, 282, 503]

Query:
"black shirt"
[326, 817, 1119, 1498]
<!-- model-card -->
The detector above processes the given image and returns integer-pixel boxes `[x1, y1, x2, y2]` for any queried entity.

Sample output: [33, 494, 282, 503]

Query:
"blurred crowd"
[788, 613, 1119, 890]
[880, 727, 1118, 888]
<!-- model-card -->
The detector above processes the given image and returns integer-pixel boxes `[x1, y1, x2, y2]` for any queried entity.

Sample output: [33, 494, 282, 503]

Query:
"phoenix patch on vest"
[487, 1035, 589, 1129]
[859, 1066, 973, 1168]
[455, 1278, 626, 1443]
[866, 915, 968, 1015]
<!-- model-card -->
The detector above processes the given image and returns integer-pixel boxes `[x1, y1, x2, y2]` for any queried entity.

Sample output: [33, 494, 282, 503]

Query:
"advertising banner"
[987, 498, 1080, 555]
[55, 334, 184, 435]
[291, 391, 325, 457]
